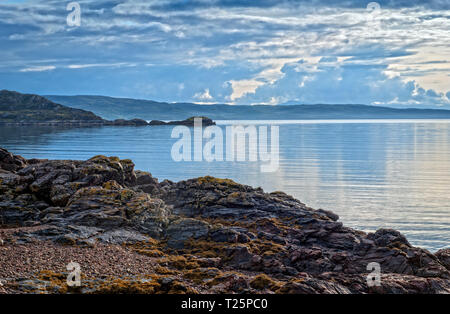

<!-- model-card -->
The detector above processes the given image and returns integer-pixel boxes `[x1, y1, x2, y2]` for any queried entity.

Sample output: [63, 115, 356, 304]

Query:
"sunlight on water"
[1, 121, 449, 252]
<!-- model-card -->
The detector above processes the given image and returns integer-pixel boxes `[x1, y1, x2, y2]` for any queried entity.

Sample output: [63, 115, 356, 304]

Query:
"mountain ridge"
[46, 94, 450, 121]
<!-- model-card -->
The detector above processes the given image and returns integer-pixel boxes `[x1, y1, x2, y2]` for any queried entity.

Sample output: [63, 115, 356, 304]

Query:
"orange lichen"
[250, 274, 282, 291]
[154, 265, 177, 275]
[135, 248, 165, 258]
[183, 268, 221, 284]
[196, 176, 240, 187]
[183, 239, 237, 259]
[94, 278, 160, 294]
[165, 255, 200, 270]
[102, 180, 122, 190]
[37, 270, 71, 294]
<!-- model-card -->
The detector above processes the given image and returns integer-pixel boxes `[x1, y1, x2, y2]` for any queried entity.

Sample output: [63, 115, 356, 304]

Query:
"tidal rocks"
[0, 152, 168, 242]
[0, 147, 449, 294]
[149, 116, 216, 127]
[107, 119, 149, 126]
[106, 116, 217, 127]
[92, 116, 217, 127]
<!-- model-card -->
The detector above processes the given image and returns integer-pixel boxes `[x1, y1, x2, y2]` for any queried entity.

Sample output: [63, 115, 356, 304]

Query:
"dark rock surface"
[0, 148, 448, 294]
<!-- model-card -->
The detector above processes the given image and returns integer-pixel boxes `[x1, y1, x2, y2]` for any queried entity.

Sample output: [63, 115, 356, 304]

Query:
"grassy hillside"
[0, 90, 104, 123]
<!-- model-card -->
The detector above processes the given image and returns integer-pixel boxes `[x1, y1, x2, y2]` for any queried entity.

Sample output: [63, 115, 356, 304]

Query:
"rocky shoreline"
[0, 147, 449, 294]
[148, 117, 215, 127]
[0, 117, 215, 127]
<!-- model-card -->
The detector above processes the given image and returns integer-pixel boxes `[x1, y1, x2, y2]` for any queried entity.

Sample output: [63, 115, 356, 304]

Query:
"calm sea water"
[1, 120, 449, 252]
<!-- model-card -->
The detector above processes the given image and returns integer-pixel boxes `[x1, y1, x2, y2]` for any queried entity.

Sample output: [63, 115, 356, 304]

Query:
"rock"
[135, 171, 157, 185]
[209, 228, 240, 243]
[0, 148, 27, 172]
[64, 186, 170, 238]
[196, 257, 222, 268]
[133, 171, 160, 195]
[166, 218, 210, 249]
[435, 249, 450, 270]
[368, 228, 411, 248]
[227, 245, 261, 270]
[316, 208, 339, 221]
[278, 277, 351, 294]
[0, 147, 449, 294]
[95, 229, 150, 244]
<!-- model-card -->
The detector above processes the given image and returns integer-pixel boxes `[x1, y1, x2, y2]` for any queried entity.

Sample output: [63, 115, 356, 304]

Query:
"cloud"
[0, 0, 448, 108]
[19, 65, 56, 72]
[67, 63, 136, 69]
[228, 79, 265, 102]
[194, 88, 213, 100]
[235, 58, 450, 107]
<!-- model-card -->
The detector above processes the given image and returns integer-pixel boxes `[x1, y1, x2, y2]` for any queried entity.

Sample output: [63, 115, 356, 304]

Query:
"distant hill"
[0, 90, 214, 126]
[0, 90, 104, 124]
[46, 94, 450, 121]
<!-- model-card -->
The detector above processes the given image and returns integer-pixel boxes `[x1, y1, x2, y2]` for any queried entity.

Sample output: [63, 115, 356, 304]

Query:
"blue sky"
[0, 0, 449, 107]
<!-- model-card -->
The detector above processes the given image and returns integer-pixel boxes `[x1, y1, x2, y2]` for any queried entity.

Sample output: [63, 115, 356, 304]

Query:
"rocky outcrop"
[436, 249, 450, 270]
[149, 116, 216, 127]
[0, 148, 448, 294]
[108, 116, 216, 127]
[0, 148, 27, 172]
[107, 119, 150, 126]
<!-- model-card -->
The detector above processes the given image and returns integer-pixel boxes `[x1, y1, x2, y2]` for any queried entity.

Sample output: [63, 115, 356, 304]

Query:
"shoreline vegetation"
[0, 148, 449, 294]
[0, 90, 215, 127]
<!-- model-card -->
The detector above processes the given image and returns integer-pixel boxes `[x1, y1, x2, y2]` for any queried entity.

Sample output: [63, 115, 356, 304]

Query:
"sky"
[0, 0, 449, 107]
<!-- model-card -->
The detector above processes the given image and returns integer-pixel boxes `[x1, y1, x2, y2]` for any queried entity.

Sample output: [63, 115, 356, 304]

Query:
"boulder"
[0, 148, 27, 172]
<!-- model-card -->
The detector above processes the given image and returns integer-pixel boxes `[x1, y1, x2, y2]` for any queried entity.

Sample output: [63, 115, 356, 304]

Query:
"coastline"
[0, 117, 216, 127]
[0, 148, 449, 294]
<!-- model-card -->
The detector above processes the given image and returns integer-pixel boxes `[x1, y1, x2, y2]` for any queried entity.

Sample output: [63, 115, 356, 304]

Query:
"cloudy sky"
[0, 0, 449, 107]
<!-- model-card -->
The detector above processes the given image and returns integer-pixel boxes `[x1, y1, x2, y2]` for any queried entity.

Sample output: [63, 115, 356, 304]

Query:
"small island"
[148, 116, 215, 127]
